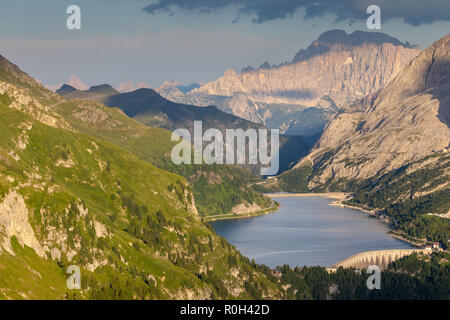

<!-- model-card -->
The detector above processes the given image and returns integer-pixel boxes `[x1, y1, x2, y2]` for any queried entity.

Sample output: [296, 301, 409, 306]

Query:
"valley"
[0, 25, 448, 301]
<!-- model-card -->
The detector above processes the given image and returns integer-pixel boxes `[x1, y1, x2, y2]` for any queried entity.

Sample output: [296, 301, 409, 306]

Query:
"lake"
[211, 196, 413, 268]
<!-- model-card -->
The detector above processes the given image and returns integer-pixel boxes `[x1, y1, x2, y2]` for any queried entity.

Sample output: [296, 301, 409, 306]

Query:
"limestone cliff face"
[0, 191, 45, 257]
[156, 31, 420, 136]
[191, 30, 420, 110]
[305, 33, 450, 186]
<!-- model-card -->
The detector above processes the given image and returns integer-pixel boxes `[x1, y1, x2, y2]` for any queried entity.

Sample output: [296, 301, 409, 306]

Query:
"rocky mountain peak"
[223, 69, 238, 78]
[116, 81, 151, 93]
[190, 30, 420, 111]
[55, 84, 77, 95]
[303, 33, 450, 185]
[0, 54, 43, 89]
[292, 30, 418, 63]
[67, 74, 89, 91]
[86, 84, 119, 95]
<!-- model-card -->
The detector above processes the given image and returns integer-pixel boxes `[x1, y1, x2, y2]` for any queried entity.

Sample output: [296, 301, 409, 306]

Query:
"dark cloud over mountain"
[143, 0, 450, 26]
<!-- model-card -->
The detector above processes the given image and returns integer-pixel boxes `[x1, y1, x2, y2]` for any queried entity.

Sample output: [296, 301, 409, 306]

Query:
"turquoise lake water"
[211, 196, 413, 267]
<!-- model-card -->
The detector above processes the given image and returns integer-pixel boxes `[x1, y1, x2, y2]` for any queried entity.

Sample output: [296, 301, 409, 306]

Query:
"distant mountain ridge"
[57, 85, 312, 175]
[116, 80, 151, 93]
[44, 74, 89, 92]
[56, 84, 119, 100]
[190, 29, 420, 108]
[58, 86, 259, 133]
[155, 29, 420, 138]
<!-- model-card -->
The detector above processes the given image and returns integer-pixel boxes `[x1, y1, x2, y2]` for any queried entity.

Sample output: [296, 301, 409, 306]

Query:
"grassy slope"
[54, 100, 272, 217]
[1, 55, 271, 219]
[0, 100, 280, 299]
[0, 237, 67, 300]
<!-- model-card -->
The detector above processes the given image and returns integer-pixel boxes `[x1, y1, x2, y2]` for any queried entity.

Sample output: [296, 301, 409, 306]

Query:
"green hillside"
[0, 57, 282, 299]
[53, 99, 272, 218]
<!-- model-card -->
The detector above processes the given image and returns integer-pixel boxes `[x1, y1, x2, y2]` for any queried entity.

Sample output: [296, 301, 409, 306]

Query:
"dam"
[332, 249, 430, 270]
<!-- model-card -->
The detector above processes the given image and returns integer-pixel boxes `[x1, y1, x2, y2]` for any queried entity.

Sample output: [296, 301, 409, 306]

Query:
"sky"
[0, 0, 449, 88]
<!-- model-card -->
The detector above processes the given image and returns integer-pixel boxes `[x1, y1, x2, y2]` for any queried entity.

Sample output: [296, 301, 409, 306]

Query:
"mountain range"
[116, 81, 151, 93]
[57, 83, 314, 178]
[45, 74, 89, 92]
[156, 30, 421, 137]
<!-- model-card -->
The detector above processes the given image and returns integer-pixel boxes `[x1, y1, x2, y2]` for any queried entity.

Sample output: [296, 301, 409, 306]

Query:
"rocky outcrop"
[0, 191, 45, 257]
[0, 81, 70, 130]
[314, 112, 362, 150]
[231, 202, 262, 215]
[189, 30, 420, 110]
[302, 34, 450, 186]
[155, 81, 187, 103]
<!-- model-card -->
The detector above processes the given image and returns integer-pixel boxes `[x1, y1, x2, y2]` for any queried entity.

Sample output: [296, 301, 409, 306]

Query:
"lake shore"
[265, 192, 348, 200]
[203, 201, 280, 222]
[266, 192, 385, 220]
[267, 193, 425, 249]
[327, 198, 427, 249]
[205, 192, 348, 222]
[207, 192, 427, 251]
[329, 200, 377, 215]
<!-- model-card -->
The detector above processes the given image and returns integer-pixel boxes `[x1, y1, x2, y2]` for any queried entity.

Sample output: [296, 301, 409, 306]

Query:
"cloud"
[142, 0, 450, 26]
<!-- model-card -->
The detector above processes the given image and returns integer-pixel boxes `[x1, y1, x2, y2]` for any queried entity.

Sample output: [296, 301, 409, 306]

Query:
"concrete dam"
[332, 249, 429, 270]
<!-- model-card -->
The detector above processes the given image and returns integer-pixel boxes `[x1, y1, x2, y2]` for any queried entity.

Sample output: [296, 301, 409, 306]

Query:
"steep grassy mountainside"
[0, 55, 282, 299]
[280, 34, 450, 244]
[58, 87, 260, 133]
[343, 153, 450, 244]
[53, 99, 274, 218]
[54, 75, 282, 217]
[105, 89, 314, 175]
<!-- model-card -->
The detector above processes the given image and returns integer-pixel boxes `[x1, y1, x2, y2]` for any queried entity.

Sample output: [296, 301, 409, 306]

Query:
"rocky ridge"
[156, 30, 420, 137]
[303, 33, 450, 186]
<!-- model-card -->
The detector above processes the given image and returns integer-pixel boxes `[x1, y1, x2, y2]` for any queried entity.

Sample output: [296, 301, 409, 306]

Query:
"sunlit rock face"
[190, 30, 420, 110]
[305, 34, 450, 185]
[157, 30, 420, 137]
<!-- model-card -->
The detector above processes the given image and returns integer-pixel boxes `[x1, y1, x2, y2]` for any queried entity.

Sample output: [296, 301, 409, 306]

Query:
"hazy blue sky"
[0, 0, 449, 88]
